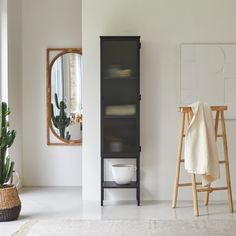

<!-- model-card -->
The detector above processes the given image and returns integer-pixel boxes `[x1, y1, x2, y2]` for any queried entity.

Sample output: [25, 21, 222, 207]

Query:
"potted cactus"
[0, 102, 21, 221]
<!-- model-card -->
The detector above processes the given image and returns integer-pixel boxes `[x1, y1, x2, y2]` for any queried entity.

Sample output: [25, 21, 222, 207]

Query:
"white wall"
[83, 0, 236, 200]
[0, 0, 8, 101]
[22, 0, 82, 186]
[8, 0, 23, 187]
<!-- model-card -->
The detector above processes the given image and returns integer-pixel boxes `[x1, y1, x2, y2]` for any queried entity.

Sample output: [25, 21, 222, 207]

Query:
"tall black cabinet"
[100, 36, 141, 206]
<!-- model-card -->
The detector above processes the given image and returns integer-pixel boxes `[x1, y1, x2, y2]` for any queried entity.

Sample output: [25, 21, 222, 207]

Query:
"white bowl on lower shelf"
[111, 164, 136, 185]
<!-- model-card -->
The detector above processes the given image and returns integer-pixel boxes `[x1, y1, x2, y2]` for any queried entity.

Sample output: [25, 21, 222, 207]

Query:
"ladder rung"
[179, 182, 201, 187]
[219, 160, 226, 164]
[181, 159, 226, 164]
[180, 159, 226, 164]
[184, 134, 223, 138]
[212, 187, 228, 191]
[179, 106, 227, 112]
[197, 186, 228, 192]
[197, 187, 213, 192]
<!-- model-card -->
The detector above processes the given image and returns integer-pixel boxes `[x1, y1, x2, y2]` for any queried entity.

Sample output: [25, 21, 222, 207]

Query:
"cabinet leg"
[137, 186, 140, 206]
[101, 158, 104, 206]
[101, 188, 104, 206]
[136, 156, 140, 206]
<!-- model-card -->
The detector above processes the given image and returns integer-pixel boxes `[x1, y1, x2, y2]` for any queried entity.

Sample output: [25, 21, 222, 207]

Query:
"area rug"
[12, 219, 236, 236]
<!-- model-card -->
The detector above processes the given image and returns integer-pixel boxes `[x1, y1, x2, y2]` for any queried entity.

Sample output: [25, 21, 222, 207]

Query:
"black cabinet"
[100, 36, 141, 206]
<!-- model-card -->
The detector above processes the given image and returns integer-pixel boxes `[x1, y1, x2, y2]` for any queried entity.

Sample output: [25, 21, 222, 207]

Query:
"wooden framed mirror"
[46, 48, 82, 145]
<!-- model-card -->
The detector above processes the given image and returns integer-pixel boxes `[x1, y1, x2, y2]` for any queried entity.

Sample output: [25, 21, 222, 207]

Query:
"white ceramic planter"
[111, 164, 136, 185]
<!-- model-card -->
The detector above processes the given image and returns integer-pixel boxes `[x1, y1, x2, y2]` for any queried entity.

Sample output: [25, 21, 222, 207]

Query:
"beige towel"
[184, 101, 220, 186]
[105, 105, 136, 116]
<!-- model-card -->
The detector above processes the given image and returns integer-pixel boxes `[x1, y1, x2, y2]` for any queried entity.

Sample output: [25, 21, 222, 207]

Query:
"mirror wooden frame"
[46, 48, 82, 146]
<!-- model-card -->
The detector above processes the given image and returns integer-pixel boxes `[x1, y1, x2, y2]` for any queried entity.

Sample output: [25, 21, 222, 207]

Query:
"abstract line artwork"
[181, 44, 236, 119]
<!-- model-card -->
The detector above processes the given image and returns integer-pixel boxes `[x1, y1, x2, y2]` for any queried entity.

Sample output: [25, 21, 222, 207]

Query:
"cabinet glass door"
[102, 40, 138, 79]
[101, 37, 140, 157]
[103, 119, 138, 155]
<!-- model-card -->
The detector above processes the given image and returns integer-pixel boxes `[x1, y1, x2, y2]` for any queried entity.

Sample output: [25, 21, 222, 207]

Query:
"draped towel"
[184, 101, 220, 186]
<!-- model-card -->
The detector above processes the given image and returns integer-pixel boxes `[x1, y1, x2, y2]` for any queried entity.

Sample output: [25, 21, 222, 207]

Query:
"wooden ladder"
[172, 106, 233, 216]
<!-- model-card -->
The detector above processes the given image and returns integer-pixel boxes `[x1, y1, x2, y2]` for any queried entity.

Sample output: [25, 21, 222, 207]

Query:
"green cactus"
[0, 102, 16, 187]
[51, 93, 71, 140]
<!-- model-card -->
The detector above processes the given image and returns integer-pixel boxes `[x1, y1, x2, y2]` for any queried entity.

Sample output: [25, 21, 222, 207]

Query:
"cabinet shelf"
[102, 153, 138, 159]
[103, 181, 138, 189]
[103, 115, 136, 119]
[103, 76, 136, 80]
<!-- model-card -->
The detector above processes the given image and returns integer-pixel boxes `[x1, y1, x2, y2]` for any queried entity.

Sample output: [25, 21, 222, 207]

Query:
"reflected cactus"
[51, 93, 71, 140]
[0, 102, 16, 187]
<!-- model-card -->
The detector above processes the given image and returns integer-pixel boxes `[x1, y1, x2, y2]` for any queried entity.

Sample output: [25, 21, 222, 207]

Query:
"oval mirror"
[47, 48, 82, 145]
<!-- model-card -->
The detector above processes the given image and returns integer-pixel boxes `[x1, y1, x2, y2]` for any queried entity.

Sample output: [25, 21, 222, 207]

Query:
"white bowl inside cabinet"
[111, 164, 136, 185]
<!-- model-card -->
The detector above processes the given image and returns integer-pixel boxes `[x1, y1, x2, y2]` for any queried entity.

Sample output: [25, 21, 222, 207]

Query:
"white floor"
[1, 187, 236, 236]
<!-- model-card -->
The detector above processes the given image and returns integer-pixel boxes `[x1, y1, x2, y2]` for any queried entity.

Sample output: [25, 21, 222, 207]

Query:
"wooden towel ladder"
[172, 106, 233, 216]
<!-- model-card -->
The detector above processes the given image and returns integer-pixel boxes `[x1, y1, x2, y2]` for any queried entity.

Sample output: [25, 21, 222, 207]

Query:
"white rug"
[12, 219, 236, 236]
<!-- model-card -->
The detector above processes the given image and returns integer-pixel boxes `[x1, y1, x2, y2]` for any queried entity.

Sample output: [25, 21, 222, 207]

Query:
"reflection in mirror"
[47, 48, 82, 145]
